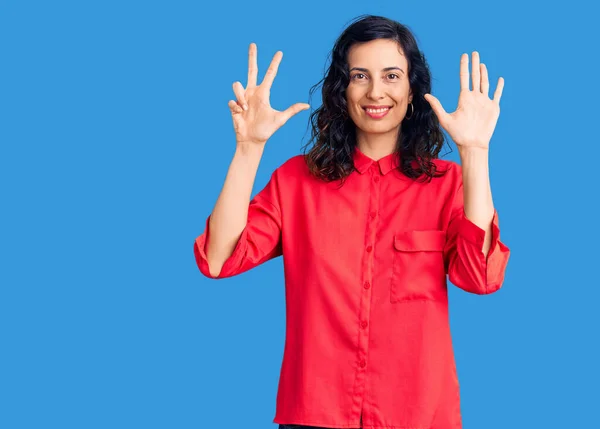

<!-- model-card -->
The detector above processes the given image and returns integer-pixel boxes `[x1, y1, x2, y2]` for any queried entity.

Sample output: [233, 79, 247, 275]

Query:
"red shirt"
[194, 146, 510, 429]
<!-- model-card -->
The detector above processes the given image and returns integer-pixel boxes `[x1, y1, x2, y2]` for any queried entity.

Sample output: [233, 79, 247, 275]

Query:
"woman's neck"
[356, 129, 400, 161]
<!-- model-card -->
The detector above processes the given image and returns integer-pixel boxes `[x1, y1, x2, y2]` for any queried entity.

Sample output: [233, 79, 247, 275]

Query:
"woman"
[194, 14, 510, 429]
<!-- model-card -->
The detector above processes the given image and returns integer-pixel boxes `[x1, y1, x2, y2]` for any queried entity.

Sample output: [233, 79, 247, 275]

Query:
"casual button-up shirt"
[194, 146, 510, 429]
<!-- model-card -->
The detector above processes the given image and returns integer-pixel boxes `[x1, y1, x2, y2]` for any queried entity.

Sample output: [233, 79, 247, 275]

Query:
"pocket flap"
[394, 230, 446, 252]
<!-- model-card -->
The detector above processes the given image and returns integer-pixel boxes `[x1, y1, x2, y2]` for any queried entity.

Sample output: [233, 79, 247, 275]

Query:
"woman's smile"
[363, 105, 392, 119]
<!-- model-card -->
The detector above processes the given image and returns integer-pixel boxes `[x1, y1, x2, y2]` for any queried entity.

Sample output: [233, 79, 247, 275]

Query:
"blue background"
[1, 0, 598, 428]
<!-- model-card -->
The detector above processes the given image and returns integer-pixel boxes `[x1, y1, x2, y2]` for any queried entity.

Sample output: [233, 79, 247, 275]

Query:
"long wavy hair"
[302, 15, 451, 185]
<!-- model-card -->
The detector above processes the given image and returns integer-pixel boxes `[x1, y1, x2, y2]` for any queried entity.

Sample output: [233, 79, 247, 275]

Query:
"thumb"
[423, 94, 447, 123]
[278, 103, 310, 125]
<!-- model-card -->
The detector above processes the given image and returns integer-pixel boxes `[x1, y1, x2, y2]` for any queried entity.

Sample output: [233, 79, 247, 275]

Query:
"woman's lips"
[363, 106, 391, 119]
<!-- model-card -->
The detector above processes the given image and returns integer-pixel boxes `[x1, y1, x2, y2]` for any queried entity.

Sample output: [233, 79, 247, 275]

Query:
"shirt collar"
[353, 146, 401, 176]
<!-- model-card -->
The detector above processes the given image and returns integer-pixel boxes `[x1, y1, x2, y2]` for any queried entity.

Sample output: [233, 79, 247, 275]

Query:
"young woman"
[194, 14, 510, 429]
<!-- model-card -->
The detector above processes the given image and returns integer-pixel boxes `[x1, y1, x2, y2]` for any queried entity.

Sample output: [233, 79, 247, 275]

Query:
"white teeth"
[366, 107, 390, 114]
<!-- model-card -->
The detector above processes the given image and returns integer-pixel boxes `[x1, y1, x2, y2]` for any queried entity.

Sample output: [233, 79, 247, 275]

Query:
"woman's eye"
[351, 73, 399, 81]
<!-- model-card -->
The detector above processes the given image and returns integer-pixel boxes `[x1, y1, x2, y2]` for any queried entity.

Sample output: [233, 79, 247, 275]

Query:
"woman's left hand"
[424, 51, 504, 150]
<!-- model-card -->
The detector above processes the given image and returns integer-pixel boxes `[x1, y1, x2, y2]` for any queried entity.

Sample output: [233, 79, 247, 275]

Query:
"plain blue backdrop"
[1, 0, 598, 428]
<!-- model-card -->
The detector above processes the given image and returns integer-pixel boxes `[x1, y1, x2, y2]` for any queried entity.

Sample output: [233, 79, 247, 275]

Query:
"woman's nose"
[367, 81, 385, 99]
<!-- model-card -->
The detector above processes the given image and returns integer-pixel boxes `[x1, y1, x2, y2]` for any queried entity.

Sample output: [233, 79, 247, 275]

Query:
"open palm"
[424, 51, 504, 150]
[229, 43, 310, 146]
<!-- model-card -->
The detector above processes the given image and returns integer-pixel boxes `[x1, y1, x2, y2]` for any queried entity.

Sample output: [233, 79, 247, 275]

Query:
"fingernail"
[243, 104, 248, 110]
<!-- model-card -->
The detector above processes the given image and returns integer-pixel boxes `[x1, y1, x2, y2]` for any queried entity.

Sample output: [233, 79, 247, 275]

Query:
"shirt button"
[359, 359, 366, 368]
[361, 321, 368, 328]
[363, 281, 371, 289]
[373, 176, 380, 183]
[366, 245, 373, 252]
[370, 211, 376, 219]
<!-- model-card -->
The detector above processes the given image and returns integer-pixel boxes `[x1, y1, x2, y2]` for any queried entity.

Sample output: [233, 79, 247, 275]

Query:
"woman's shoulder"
[426, 156, 465, 177]
[430, 158, 465, 194]
[430, 156, 455, 167]
[272, 153, 311, 180]
[278, 153, 308, 170]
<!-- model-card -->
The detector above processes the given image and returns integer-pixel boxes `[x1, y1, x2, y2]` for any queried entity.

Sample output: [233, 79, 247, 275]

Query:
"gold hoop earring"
[405, 102, 414, 120]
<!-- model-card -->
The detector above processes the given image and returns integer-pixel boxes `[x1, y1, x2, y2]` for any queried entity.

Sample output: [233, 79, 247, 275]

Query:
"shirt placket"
[351, 162, 382, 426]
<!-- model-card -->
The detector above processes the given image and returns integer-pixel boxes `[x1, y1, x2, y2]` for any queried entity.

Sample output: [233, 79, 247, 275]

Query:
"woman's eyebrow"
[349, 66, 405, 74]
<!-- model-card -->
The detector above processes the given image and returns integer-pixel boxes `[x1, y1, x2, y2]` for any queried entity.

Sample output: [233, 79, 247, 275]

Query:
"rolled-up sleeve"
[193, 170, 283, 279]
[443, 168, 511, 295]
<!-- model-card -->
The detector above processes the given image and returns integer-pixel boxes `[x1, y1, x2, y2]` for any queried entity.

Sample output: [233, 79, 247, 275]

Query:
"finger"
[277, 103, 310, 125]
[459, 53, 469, 92]
[480, 63, 489, 96]
[247, 43, 258, 88]
[424, 94, 448, 125]
[228, 99, 243, 114]
[471, 51, 480, 92]
[232, 81, 248, 110]
[261, 50, 283, 90]
[493, 77, 505, 104]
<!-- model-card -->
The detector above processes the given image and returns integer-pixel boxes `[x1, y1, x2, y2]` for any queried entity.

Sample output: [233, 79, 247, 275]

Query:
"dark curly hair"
[301, 14, 451, 185]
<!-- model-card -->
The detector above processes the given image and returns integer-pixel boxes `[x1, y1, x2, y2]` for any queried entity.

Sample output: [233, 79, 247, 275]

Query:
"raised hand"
[424, 51, 504, 150]
[228, 43, 310, 146]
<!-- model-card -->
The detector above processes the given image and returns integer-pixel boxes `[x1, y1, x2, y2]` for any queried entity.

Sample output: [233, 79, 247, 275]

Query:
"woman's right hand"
[228, 43, 310, 147]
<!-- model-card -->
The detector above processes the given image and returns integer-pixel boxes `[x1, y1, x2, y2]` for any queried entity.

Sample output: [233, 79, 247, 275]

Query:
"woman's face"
[345, 39, 412, 138]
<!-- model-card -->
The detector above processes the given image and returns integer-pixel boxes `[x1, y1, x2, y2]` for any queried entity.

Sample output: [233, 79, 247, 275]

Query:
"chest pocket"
[391, 230, 447, 303]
